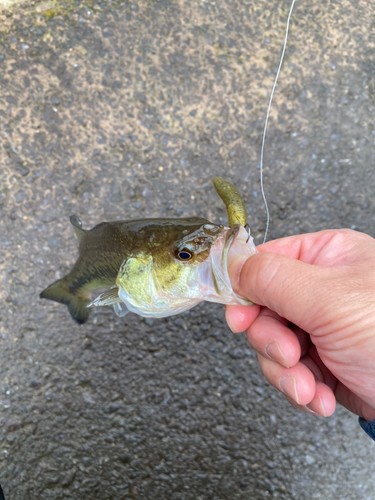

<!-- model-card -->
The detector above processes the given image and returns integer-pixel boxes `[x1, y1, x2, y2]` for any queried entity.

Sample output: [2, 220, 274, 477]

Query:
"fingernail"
[226, 319, 235, 333]
[266, 341, 290, 368]
[302, 405, 320, 416]
[225, 312, 236, 333]
[318, 397, 327, 417]
[279, 376, 299, 405]
[307, 397, 327, 417]
[227, 254, 249, 292]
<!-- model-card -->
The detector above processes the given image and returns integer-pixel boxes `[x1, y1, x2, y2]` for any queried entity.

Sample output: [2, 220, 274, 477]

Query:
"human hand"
[225, 229, 375, 421]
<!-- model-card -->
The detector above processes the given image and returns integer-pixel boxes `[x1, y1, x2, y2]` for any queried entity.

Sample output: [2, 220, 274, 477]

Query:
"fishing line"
[260, 0, 297, 243]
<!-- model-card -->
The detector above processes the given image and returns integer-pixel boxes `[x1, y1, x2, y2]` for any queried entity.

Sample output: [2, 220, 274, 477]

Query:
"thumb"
[229, 252, 334, 331]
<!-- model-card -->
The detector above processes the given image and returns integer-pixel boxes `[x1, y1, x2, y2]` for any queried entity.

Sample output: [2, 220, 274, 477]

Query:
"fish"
[40, 177, 256, 324]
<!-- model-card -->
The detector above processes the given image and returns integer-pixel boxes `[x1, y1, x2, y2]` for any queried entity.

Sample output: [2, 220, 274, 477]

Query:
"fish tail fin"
[40, 277, 90, 324]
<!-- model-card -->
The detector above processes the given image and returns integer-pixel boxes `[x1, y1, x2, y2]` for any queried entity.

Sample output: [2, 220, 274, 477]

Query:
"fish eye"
[175, 249, 193, 261]
[178, 251, 192, 260]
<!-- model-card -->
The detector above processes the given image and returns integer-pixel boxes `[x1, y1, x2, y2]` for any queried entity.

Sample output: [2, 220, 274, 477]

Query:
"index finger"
[256, 229, 360, 265]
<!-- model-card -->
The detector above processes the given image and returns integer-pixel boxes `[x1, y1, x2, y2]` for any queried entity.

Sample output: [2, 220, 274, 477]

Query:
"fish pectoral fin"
[70, 214, 86, 244]
[88, 288, 121, 308]
[113, 301, 129, 318]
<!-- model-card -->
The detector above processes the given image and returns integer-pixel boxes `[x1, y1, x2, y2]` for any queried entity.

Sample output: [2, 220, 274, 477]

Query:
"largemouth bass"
[40, 178, 256, 324]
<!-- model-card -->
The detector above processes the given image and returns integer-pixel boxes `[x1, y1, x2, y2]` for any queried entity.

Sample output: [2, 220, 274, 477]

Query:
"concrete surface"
[0, 0, 374, 498]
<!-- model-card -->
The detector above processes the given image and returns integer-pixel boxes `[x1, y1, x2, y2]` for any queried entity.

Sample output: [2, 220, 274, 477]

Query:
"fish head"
[172, 222, 225, 264]
[114, 219, 256, 318]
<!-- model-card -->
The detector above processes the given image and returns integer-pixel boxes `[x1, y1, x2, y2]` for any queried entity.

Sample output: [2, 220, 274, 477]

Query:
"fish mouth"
[201, 224, 257, 306]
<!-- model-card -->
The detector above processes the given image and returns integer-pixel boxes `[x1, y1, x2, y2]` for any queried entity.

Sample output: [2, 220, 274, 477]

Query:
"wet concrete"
[0, 0, 375, 498]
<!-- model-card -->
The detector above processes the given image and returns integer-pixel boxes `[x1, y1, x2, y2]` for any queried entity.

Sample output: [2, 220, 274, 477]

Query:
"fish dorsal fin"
[70, 215, 86, 243]
[88, 288, 122, 308]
